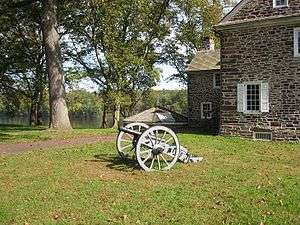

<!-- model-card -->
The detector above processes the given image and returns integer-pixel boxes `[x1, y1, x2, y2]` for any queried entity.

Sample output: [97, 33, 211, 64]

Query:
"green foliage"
[66, 89, 102, 115]
[0, 0, 240, 125]
[60, 0, 163, 113]
[137, 89, 188, 115]
[0, 1, 47, 123]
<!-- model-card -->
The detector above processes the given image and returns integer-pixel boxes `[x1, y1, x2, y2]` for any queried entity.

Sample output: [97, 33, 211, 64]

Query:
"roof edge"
[215, 14, 300, 31]
[186, 68, 221, 73]
[220, 0, 249, 24]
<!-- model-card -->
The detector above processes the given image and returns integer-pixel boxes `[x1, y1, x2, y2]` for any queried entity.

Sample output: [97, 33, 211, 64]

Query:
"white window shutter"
[237, 83, 245, 112]
[261, 82, 269, 112]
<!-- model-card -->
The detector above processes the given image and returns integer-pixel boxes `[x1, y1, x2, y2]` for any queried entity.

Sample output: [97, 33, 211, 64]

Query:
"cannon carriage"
[117, 122, 202, 171]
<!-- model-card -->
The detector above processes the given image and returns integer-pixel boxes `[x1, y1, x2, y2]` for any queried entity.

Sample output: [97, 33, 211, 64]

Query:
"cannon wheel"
[136, 126, 180, 171]
[116, 122, 149, 160]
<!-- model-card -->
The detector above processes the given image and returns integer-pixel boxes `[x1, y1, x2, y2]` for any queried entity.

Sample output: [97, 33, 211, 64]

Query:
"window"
[294, 28, 300, 57]
[273, 0, 288, 8]
[246, 84, 260, 111]
[237, 82, 269, 114]
[213, 74, 221, 88]
[201, 102, 212, 119]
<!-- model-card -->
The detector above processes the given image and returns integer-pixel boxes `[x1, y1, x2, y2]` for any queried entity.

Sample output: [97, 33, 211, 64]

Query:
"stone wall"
[229, 0, 300, 22]
[187, 70, 221, 134]
[220, 24, 300, 140]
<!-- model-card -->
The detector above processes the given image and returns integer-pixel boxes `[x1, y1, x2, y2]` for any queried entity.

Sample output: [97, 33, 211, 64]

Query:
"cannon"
[116, 122, 202, 171]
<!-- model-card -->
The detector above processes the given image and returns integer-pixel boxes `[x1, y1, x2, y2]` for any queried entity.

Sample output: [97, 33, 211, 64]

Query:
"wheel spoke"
[140, 150, 150, 155]
[155, 130, 159, 144]
[158, 131, 166, 145]
[162, 151, 174, 159]
[125, 133, 133, 140]
[150, 157, 155, 170]
[160, 154, 169, 166]
[143, 155, 151, 163]
[121, 139, 132, 143]
[147, 134, 155, 147]
[122, 144, 132, 150]
[165, 137, 173, 144]
[157, 155, 161, 170]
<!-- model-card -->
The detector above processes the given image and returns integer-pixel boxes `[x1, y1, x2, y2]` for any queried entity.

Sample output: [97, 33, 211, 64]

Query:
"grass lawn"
[0, 124, 115, 144]
[0, 129, 299, 224]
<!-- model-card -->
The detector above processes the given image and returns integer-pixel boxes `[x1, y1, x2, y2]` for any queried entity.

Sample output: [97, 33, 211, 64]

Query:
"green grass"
[0, 124, 115, 143]
[0, 133, 299, 224]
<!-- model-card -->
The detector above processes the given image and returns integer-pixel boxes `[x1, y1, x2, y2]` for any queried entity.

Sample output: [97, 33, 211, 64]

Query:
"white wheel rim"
[116, 122, 149, 160]
[136, 126, 180, 171]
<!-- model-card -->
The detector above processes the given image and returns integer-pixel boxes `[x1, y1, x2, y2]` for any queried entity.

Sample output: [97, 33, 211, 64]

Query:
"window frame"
[294, 28, 300, 57]
[213, 74, 221, 89]
[237, 81, 269, 114]
[244, 82, 261, 114]
[201, 102, 212, 119]
[273, 0, 288, 8]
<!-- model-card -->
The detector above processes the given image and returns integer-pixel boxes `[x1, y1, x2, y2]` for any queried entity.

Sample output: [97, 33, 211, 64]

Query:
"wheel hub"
[152, 146, 164, 155]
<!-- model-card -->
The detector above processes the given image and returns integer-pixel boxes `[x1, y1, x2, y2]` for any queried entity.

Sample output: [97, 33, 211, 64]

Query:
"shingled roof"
[123, 107, 187, 125]
[186, 49, 220, 72]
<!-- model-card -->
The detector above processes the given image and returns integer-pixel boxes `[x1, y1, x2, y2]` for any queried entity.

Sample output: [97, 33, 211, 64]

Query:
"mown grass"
[0, 124, 115, 143]
[0, 133, 299, 224]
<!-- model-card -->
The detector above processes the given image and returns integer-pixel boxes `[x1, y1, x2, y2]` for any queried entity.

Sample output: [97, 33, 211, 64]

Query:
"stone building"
[187, 0, 300, 140]
[187, 41, 221, 134]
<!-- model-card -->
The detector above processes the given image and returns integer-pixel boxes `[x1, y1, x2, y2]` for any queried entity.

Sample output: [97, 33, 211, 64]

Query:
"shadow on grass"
[0, 132, 48, 143]
[88, 154, 141, 172]
[175, 128, 219, 136]
[0, 132, 11, 141]
[0, 124, 46, 132]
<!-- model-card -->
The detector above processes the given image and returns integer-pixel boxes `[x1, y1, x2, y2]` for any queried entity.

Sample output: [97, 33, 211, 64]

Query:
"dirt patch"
[0, 135, 115, 154]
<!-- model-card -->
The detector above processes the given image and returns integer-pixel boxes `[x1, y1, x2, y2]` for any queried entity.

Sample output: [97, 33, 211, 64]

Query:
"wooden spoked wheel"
[136, 126, 180, 171]
[116, 122, 149, 160]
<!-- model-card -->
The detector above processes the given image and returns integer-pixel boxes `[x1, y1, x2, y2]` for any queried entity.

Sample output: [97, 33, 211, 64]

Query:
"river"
[0, 113, 115, 128]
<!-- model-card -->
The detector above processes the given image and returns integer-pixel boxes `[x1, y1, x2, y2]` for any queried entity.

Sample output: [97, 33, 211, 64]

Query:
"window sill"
[243, 111, 262, 115]
[273, 5, 289, 9]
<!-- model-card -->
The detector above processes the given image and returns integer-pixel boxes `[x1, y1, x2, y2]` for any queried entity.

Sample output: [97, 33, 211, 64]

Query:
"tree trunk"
[29, 104, 34, 126]
[112, 103, 120, 128]
[29, 101, 38, 126]
[36, 90, 44, 125]
[41, 0, 72, 130]
[101, 104, 107, 128]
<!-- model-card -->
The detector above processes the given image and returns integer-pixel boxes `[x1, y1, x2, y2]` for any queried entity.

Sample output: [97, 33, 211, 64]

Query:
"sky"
[152, 64, 185, 90]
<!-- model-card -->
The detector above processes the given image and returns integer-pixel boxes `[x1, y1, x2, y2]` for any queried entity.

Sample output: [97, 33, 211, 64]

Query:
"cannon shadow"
[89, 154, 142, 172]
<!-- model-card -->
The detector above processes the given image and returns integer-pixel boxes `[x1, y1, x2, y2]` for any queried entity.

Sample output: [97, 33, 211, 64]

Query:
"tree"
[66, 89, 102, 116]
[41, 0, 72, 129]
[6, 0, 72, 129]
[61, 0, 169, 127]
[0, 1, 47, 125]
[61, 0, 234, 127]
[164, 0, 239, 84]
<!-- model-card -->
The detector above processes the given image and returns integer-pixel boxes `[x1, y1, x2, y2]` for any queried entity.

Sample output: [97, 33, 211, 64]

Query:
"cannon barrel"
[119, 126, 143, 136]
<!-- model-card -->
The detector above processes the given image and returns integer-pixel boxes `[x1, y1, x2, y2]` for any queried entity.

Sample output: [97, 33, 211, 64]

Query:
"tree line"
[0, 0, 236, 129]
[0, 89, 187, 125]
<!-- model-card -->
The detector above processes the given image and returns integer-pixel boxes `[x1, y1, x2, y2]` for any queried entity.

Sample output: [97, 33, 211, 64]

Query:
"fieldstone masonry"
[228, 0, 300, 21]
[188, 0, 300, 140]
[220, 24, 300, 140]
[188, 71, 221, 134]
